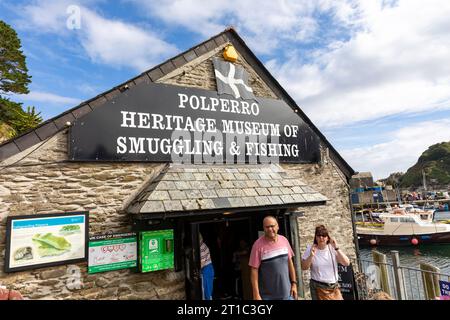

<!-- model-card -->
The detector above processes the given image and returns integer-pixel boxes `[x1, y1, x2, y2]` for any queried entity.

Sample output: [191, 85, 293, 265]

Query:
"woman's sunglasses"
[316, 234, 328, 238]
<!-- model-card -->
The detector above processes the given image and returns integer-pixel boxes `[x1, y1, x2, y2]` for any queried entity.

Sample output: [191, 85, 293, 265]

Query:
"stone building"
[0, 28, 357, 300]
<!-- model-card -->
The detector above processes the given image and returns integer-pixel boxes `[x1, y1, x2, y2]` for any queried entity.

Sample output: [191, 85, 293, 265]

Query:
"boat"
[356, 209, 450, 246]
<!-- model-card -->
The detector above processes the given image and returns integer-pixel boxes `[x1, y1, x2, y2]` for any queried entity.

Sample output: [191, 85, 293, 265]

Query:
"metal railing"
[355, 250, 450, 300]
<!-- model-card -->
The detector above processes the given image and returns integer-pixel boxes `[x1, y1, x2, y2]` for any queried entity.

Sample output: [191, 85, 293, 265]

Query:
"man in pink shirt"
[249, 216, 298, 300]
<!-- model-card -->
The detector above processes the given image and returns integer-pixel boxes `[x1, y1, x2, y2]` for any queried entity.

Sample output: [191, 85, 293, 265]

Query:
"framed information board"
[4, 211, 89, 272]
[140, 229, 174, 272]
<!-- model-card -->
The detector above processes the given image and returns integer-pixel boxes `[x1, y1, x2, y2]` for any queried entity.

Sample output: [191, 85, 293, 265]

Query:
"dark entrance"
[184, 209, 292, 300]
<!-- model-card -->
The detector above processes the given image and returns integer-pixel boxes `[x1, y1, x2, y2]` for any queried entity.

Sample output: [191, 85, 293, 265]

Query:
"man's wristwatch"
[291, 280, 297, 285]
[335, 247, 340, 251]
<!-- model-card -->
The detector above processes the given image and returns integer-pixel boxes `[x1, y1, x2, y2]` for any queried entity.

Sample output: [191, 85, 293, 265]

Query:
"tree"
[0, 97, 42, 137]
[0, 20, 41, 140]
[0, 20, 31, 95]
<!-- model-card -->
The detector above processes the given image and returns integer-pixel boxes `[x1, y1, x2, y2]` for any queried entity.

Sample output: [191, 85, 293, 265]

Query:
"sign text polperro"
[69, 82, 320, 163]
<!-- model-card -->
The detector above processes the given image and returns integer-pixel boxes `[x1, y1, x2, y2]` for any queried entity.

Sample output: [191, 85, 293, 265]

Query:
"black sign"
[338, 263, 358, 300]
[69, 81, 320, 163]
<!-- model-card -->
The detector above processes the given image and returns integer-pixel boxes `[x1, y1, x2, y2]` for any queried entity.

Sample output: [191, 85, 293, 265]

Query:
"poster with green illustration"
[140, 229, 174, 272]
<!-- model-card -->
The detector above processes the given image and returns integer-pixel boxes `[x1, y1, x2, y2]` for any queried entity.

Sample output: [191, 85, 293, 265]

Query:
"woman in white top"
[301, 225, 350, 300]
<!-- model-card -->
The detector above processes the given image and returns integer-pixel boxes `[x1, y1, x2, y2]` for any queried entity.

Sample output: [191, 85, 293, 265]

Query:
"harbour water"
[358, 210, 450, 274]
[359, 244, 450, 275]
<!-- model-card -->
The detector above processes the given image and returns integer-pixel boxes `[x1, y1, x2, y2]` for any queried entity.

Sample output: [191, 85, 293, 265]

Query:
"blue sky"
[1, 0, 450, 180]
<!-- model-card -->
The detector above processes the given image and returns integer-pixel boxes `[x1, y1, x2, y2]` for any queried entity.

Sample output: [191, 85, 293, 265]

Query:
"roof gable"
[0, 28, 354, 178]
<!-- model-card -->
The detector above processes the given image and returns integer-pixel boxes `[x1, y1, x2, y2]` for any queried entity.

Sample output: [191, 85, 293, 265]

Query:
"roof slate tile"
[127, 164, 326, 214]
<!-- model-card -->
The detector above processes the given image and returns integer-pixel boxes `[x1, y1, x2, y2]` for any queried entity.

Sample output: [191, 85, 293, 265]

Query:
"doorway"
[184, 209, 293, 300]
[200, 217, 252, 300]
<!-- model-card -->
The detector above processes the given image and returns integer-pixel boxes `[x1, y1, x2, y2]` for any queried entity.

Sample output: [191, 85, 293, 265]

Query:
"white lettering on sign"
[177, 92, 259, 115]
[115, 91, 304, 163]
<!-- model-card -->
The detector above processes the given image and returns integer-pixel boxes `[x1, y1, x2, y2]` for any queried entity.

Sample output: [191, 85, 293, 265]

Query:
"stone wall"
[0, 132, 185, 299]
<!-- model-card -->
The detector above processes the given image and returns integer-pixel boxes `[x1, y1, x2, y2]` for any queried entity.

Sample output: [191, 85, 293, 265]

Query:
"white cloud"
[341, 119, 450, 180]
[267, 0, 450, 127]
[131, 0, 450, 127]
[17, 0, 178, 71]
[16, 91, 82, 105]
[130, 0, 355, 53]
[80, 10, 177, 70]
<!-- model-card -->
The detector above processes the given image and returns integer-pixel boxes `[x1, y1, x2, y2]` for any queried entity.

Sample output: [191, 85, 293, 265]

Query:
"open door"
[184, 222, 202, 300]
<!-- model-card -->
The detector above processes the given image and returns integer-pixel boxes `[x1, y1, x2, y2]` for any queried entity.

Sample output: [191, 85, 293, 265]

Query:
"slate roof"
[0, 27, 354, 179]
[127, 164, 327, 215]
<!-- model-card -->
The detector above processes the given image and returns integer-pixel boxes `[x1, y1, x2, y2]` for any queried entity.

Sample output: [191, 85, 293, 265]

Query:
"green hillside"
[399, 141, 450, 188]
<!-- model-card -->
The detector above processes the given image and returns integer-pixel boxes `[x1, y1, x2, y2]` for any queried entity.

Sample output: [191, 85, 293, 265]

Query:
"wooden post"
[391, 251, 406, 300]
[372, 250, 392, 297]
[420, 263, 441, 300]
